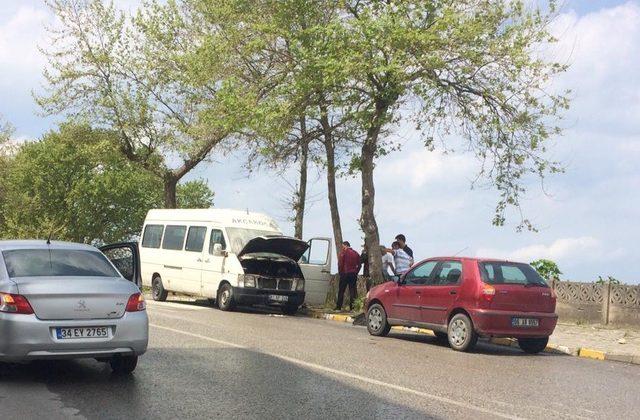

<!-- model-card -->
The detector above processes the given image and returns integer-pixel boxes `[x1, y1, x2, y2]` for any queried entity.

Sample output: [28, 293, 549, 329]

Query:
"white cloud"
[475, 236, 628, 265]
[549, 2, 640, 135]
[0, 6, 51, 87]
[476, 236, 599, 261]
[617, 140, 640, 153]
[382, 149, 476, 189]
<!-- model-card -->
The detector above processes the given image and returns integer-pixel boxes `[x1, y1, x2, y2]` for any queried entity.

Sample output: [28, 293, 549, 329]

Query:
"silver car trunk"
[15, 276, 133, 320]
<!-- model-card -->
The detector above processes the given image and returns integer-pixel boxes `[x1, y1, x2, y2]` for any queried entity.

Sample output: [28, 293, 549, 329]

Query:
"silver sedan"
[0, 240, 148, 373]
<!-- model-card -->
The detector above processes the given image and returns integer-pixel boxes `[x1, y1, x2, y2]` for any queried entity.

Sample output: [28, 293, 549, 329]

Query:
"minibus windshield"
[226, 228, 282, 255]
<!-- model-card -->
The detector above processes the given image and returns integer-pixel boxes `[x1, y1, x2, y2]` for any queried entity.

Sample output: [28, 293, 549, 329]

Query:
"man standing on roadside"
[336, 241, 361, 311]
[395, 234, 414, 259]
[388, 241, 413, 275]
[380, 245, 396, 281]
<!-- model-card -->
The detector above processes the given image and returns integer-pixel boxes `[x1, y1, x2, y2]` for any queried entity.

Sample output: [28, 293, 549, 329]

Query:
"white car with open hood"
[139, 209, 332, 314]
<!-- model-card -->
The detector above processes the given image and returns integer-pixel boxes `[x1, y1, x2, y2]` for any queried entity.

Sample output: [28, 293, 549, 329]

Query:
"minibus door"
[298, 238, 332, 306]
[201, 228, 227, 299]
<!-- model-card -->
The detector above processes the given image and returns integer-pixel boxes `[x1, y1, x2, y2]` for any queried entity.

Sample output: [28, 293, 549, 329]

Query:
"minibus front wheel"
[217, 283, 236, 311]
[152, 275, 168, 301]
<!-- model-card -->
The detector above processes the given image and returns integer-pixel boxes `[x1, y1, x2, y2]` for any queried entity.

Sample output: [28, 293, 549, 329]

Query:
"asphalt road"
[1, 300, 638, 419]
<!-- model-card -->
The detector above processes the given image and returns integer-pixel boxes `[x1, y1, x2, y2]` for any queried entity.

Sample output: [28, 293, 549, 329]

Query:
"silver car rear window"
[2, 249, 120, 278]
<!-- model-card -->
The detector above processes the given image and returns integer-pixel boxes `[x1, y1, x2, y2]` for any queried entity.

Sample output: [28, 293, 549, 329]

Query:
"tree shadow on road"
[0, 347, 445, 419]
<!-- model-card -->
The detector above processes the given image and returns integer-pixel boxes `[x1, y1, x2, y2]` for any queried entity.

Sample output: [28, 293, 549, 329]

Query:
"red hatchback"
[365, 257, 558, 353]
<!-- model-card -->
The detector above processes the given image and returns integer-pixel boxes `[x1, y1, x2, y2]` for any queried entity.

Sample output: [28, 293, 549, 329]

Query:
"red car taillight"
[126, 293, 146, 312]
[0, 293, 34, 314]
[481, 284, 495, 302]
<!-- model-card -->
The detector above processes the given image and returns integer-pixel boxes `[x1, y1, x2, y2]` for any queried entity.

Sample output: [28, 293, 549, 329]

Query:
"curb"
[320, 313, 355, 323]
[310, 311, 640, 365]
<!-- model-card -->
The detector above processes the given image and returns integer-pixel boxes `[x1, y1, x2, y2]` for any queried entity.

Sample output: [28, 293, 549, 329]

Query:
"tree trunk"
[360, 106, 386, 285]
[320, 107, 343, 253]
[293, 116, 309, 239]
[163, 173, 178, 208]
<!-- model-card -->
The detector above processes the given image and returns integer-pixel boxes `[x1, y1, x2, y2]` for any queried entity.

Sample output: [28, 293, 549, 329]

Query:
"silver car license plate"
[511, 318, 539, 328]
[56, 326, 109, 339]
[268, 295, 288, 303]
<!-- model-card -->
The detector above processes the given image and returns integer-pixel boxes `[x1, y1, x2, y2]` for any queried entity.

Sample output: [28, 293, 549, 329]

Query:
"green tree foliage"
[197, 1, 569, 281]
[338, 1, 569, 281]
[596, 276, 621, 285]
[38, 0, 250, 207]
[193, 0, 360, 249]
[0, 124, 159, 243]
[177, 179, 215, 209]
[0, 123, 215, 244]
[0, 116, 16, 229]
[530, 259, 562, 281]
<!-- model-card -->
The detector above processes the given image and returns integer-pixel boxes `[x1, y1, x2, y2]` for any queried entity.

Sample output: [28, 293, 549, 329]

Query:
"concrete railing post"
[601, 280, 611, 325]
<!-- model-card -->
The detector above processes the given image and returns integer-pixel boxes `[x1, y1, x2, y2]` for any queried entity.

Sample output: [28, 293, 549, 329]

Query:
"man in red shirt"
[336, 241, 361, 311]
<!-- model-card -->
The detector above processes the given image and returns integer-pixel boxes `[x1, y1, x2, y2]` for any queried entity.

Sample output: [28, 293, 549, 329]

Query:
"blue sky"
[1, 1, 639, 283]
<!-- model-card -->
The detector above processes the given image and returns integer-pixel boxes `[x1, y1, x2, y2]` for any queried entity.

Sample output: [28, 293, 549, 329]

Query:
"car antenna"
[46, 231, 54, 270]
[453, 246, 468, 257]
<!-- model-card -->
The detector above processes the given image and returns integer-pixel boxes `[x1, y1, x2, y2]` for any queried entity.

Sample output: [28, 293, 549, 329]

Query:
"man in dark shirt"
[395, 234, 414, 259]
[336, 241, 361, 311]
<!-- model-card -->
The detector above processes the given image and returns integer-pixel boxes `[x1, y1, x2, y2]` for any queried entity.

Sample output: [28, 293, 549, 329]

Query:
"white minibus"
[138, 209, 332, 314]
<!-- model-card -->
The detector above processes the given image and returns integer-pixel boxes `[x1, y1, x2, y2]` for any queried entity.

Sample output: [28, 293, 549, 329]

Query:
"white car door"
[299, 238, 332, 306]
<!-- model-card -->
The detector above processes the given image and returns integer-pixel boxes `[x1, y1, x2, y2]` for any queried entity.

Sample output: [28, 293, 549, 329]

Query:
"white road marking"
[150, 323, 523, 420]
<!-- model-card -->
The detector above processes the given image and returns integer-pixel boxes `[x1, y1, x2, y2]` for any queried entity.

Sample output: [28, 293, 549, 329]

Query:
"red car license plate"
[511, 317, 539, 327]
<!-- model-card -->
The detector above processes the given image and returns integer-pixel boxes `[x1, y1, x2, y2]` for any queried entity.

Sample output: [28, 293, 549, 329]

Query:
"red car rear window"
[478, 262, 548, 286]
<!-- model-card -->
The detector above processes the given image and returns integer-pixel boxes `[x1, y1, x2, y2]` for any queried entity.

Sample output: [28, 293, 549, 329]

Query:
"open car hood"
[238, 236, 309, 261]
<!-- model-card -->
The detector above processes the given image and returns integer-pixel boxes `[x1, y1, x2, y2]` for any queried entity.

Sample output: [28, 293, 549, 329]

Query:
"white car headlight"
[237, 274, 255, 288]
[243, 274, 256, 288]
[296, 279, 304, 291]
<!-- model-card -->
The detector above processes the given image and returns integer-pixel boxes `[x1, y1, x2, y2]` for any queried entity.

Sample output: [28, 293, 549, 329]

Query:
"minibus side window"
[141, 224, 164, 248]
[162, 225, 187, 250]
[185, 226, 207, 252]
[209, 229, 226, 253]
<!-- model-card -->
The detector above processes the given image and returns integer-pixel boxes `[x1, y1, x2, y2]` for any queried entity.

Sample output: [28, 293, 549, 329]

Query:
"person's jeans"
[336, 272, 358, 310]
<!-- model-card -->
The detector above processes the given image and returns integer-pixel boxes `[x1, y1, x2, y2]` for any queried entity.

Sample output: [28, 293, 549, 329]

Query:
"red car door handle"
[415, 291, 421, 295]
[449, 290, 457, 295]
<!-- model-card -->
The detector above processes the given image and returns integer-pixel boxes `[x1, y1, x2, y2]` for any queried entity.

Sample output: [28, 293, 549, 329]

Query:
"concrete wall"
[555, 301, 602, 324]
[553, 280, 640, 327]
